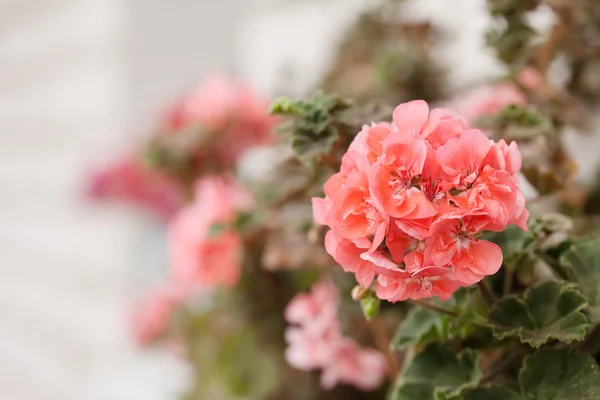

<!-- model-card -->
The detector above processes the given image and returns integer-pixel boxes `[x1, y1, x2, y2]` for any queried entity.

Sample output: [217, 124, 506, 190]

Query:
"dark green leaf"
[488, 281, 589, 347]
[272, 91, 356, 165]
[389, 344, 481, 400]
[391, 307, 443, 349]
[520, 348, 600, 400]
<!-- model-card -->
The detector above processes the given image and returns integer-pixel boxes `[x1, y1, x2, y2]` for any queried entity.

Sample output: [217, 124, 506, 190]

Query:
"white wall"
[0, 0, 247, 398]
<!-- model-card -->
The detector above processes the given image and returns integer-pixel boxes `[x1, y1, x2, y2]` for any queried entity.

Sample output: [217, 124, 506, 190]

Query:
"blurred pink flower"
[168, 175, 253, 290]
[161, 74, 276, 166]
[517, 67, 544, 91]
[284, 279, 387, 391]
[321, 339, 388, 391]
[450, 82, 526, 123]
[130, 286, 183, 346]
[87, 152, 184, 219]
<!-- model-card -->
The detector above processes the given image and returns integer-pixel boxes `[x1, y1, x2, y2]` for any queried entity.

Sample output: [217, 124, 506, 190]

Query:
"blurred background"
[2, 0, 598, 399]
[0, 1, 367, 398]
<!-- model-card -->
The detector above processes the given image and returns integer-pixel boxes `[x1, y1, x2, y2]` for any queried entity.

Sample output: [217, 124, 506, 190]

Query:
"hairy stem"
[477, 280, 496, 307]
[370, 316, 400, 380]
[579, 324, 600, 355]
[481, 349, 525, 383]
[535, 7, 571, 76]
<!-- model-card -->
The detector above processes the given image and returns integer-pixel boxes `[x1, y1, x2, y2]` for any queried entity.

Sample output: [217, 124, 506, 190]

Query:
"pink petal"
[312, 197, 329, 225]
[393, 100, 430, 134]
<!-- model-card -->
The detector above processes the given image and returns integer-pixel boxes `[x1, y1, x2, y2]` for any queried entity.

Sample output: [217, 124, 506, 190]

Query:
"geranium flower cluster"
[284, 279, 387, 390]
[168, 174, 253, 290]
[160, 74, 276, 167]
[313, 100, 529, 302]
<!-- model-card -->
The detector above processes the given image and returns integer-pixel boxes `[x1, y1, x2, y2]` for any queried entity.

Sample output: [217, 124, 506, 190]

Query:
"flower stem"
[412, 300, 458, 317]
[579, 324, 600, 354]
[477, 280, 496, 307]
[503, 266, 514, 297]
[481, 349, 525, 383]
[370, 316, 400, 380]
[503, 254, 525, 296]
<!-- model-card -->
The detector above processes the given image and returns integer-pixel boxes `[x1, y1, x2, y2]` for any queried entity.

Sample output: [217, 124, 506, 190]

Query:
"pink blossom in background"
[130, 286, 183, 346]
[284, 279, 387, 391]
[160, 74, 277, 166]
[320, 339, 389, 391]
[87, 152, 184, 219]
[450, 82, 527, 123]
[168, 175, 253, 290]
[163, 75, 241, 132]
[312, 100, 529, 302]
[517, 67, 544, 91]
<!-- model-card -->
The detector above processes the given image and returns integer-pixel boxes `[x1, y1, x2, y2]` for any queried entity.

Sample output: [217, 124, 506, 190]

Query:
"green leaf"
[391, 307, 443, 349]
[269, 97, 301, 116]
[488, 281, 589, 347]
[435, 385, 521, 400]
[271, 91, 357, 166]
[389, 344, 481, 400]
[391, 291, 489, 350]
[559, 238, 600, 323]
[520, 348, 600, 400]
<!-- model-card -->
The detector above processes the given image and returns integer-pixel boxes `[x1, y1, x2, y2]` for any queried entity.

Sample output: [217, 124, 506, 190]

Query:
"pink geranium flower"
[320, 339, 388, 391]
[436, 129, 493, 189]
[312, 99, 529, 302]
[129, 286, 183, 346]
[370, 132, 438, 219]
[315, 154, 389, 252]
[426, 216, 502, 285]
[392, 100, 468, 149]
[325, 230, 379, 287]
[284, 279, 387, 391]
[517, 67, 544, 91]
[168, 175, 252, 290]
[376, 265, 463, 302]
[348, 123, 394, 164]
